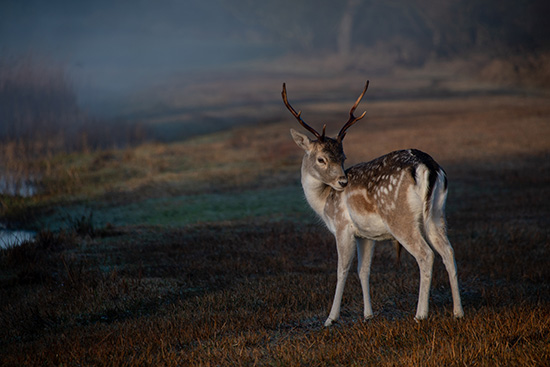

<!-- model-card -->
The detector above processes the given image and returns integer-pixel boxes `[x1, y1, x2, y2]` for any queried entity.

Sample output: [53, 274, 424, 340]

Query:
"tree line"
[222, 0, 550, 65]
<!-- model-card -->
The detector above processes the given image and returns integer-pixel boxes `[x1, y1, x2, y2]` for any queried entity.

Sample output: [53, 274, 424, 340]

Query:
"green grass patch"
[37, 185, 314, 231]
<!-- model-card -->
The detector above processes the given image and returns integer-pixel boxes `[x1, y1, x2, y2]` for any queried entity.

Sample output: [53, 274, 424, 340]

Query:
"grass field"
[1, 81, 549, 365]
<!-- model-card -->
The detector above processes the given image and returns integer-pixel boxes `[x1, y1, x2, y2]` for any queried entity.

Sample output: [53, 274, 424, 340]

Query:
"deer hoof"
[414, 315, 427, 323]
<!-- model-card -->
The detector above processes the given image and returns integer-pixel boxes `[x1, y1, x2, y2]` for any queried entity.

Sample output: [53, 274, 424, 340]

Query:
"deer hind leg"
[325, 231, 356, 327]
[392, 227, 435, 321]
[425, 216, 464, 318]
[357, 238, 376, 320]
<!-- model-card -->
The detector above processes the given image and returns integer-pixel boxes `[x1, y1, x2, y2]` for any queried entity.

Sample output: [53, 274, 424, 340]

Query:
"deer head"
[283, 81, 369, 191]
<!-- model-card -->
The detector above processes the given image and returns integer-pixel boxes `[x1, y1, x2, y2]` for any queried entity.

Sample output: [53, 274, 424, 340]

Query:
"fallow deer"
[282, 81, 464, 326]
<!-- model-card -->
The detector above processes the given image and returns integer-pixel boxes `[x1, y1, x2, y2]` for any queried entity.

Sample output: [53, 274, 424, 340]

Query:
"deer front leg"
[357, 238, 375, 320]
[325, 232, 356, 327]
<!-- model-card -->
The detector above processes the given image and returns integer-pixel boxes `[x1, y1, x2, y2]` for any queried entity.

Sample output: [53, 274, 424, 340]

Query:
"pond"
[1, 173, 39, 248]
[0, 174, 39, 197]
[0, 229, 36, 249]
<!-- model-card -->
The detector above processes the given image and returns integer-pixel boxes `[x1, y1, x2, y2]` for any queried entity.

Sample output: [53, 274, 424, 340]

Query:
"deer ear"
[290, 128, 313, 153]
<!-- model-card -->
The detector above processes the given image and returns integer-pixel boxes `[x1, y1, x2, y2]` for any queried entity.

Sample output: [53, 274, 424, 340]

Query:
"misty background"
[1, 0, 549, 148]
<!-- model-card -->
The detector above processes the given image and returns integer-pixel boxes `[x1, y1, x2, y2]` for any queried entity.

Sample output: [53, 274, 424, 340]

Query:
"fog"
[1, 0, 548, 132]
[1, 0, 285, 115]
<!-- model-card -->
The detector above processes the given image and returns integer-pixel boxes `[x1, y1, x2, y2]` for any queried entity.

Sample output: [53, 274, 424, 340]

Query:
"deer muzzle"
[338, 176, 348, 188]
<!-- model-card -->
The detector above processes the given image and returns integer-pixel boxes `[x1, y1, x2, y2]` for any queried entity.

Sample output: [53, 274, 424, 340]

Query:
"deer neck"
[300, 161, 333, 218]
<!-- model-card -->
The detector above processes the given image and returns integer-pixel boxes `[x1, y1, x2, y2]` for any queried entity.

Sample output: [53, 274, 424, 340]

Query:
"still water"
[0, 175, 38, 197]
[1, 174, 38, 248]
[0, 229, 35, 249]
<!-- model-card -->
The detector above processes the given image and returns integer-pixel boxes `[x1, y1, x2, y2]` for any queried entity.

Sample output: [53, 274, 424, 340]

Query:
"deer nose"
[338, 176, 348, 188]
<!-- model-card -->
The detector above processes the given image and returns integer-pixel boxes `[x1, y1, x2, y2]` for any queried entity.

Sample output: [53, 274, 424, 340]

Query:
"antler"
[282, 83, 326, 141]
[337, 80, 369, 142]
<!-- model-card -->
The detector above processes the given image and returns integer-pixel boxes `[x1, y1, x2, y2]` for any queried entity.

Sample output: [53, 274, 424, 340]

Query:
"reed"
[0, 56, 148, 205]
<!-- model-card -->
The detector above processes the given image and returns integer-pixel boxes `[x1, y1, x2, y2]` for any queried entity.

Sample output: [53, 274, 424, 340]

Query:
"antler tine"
[282, 83, 324, 141]
[337, 80, 369, 141]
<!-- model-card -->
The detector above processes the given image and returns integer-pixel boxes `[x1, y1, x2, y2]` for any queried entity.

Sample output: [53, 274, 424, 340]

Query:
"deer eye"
[317, 157, 326, 165]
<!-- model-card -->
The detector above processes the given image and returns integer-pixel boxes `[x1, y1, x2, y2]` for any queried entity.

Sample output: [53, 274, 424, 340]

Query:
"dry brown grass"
[1, 89, 549, 366]
[1, 216, 548, 365]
